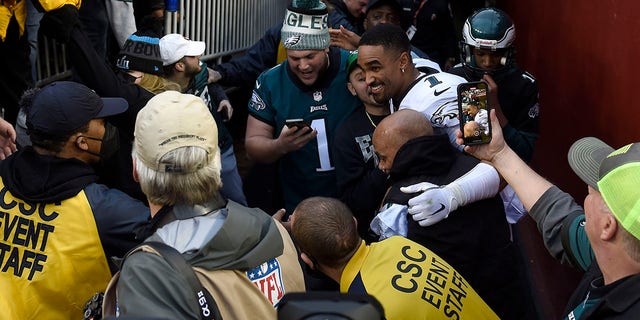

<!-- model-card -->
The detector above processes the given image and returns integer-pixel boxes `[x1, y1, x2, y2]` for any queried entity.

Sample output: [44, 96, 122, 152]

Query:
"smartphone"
[457, 81, 491, 145]
[285, 118, 309, 129]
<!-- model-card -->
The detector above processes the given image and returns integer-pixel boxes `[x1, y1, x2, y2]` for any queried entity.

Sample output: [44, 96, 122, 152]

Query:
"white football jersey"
[396, 72, 466, 128]
[475, 108, 490, 134]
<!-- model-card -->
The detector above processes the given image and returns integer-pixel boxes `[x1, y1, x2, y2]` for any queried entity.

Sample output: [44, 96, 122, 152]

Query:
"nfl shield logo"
[313, 91, 322, 102]
[247, 258, 286, 307]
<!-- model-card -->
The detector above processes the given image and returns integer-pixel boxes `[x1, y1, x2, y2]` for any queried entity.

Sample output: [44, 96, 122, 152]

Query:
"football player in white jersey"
[356, 24, 502, 230]
[357, 24, 467, 147]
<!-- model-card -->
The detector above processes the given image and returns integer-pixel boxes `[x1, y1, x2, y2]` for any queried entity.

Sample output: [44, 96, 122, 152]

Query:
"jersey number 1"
[310, 119, 333, 172]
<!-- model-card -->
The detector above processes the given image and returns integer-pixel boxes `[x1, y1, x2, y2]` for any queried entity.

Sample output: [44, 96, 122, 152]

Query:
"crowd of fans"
[1, 0, 639, 319]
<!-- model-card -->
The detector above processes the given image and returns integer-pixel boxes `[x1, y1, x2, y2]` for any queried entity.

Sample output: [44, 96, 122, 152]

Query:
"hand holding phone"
[457, 81, 491, 145]
[281, 119, 316, 153]
[285, 119, 310, 130]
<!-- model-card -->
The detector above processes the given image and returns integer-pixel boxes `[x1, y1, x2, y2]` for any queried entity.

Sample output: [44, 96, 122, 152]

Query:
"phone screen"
[457, 81, 491, 145]
[285, 119, 309, 129]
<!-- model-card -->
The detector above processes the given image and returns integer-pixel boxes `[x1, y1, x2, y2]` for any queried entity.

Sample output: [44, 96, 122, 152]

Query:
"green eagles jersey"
[249, 48, 360, 212]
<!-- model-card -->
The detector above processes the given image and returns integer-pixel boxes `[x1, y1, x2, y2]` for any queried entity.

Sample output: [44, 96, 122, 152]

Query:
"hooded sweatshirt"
[116, 196, 305, 319]
[0, 147, 149, 319]
[328, 0, 364, 34]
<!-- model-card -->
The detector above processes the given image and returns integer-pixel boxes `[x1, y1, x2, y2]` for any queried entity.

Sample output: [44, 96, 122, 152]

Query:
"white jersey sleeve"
[398, 72, 467, 143]
[398, 72, 466, 128]
[475, 108, 489, 134]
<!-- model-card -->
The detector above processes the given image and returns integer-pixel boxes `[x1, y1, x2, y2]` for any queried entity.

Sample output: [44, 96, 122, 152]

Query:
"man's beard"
[185, 64, 202, 78]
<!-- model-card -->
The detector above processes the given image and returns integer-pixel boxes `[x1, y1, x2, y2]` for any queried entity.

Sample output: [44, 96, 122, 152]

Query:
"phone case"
[285, 119, 308, 129]
[457, 81, 491, 145]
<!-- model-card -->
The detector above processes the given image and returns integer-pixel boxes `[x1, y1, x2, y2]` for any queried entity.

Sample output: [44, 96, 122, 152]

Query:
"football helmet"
[460, 8, 516, 73]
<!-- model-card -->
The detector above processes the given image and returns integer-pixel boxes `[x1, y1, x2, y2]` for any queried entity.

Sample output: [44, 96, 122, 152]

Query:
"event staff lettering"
[392, 245, 469, 319]
[0, 187, 56, 280]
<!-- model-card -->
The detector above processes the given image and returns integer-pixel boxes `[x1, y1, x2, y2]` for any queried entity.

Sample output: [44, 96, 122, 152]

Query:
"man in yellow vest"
[0, 81, 150, 319]
[291, 196, 499, 320]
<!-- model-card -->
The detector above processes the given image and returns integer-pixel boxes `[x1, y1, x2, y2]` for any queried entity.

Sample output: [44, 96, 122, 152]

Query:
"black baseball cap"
[366, 0, 402, 15]
[27, 81, 128, 136]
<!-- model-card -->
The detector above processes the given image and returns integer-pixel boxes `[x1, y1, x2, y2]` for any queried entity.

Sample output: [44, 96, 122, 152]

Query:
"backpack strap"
[142, 241, 223, 320]
[102, 241, 223, 320]
[102, 270, 120, 318]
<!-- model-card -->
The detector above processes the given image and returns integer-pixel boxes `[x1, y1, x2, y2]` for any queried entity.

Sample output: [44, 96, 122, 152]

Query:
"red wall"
[492, 1, 640, 318]
[497, 0, 640, 198]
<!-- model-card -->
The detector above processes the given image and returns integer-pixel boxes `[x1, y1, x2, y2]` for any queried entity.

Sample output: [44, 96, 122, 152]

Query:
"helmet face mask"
[460, 8, 516, 75]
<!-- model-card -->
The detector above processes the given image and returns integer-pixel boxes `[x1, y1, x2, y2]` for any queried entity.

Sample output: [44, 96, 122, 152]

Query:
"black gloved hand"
[39, 4, 80, 43]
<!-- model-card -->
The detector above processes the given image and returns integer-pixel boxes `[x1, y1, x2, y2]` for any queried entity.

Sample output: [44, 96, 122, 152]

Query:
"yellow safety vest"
[276, 41, 287, 65]
[341, 237, 500, 320]
[0, 0, 80, 41]
[0, 177, 112, 319]
[37, 0, 81, 11]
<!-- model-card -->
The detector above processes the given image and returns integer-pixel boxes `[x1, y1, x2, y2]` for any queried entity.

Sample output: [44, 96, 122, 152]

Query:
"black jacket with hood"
[382, 134, 525, 319]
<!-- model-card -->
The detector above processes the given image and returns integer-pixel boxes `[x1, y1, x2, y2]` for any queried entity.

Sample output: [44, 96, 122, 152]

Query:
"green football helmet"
[460, 8, 516, 73]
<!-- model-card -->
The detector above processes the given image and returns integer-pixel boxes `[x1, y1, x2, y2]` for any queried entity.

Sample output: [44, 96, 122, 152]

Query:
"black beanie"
[116, 31, 163, 75]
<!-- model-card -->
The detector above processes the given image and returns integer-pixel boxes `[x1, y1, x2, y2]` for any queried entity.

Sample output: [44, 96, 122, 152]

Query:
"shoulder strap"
[103, 241, 223, 320]
[143, 241, 223, 320]
[102, 269, 120, 318]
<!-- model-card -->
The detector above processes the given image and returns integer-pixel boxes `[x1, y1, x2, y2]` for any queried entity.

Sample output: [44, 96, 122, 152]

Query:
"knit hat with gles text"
[281, 0, 330, 50]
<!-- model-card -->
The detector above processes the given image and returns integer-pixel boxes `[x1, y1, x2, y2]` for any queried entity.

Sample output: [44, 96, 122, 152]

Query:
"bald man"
[371, 109, 526, 319]
[463, 120, 481, 139]
[373, 109, 433, 176]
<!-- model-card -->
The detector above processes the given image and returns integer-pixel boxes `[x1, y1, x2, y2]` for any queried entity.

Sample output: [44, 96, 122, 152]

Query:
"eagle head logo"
[284, 35, 302, 47]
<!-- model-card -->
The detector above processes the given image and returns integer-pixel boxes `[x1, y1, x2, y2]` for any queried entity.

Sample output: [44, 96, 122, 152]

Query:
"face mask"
[80, 122, 120, 161]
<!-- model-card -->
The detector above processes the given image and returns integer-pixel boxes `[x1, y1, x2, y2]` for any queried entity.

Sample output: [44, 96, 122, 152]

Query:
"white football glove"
[399, 163, 499, 227]
[400, 182, 459, 227]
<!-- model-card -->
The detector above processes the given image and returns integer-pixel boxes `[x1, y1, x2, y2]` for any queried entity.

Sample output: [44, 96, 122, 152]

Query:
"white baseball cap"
[159, 34, 206, 66]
